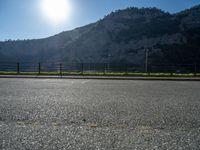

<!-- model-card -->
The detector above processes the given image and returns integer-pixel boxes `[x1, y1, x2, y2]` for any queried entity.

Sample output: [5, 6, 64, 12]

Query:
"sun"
[40, 0, 71, 25]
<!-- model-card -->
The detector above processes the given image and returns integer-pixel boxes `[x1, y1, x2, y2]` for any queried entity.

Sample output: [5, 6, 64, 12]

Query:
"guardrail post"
[125, 63, 128, 75]
[38, 63, 41, 74]
[170, 65, 174, 76]
[194, 63, 197, 76]
[81, 63, 84, 75]
[104, 63, 106, 75]
[17, 62, 20, 74]
[145, 49, 149, 73]
[60, 63, 62, 76]
[148, 64, 150, 76]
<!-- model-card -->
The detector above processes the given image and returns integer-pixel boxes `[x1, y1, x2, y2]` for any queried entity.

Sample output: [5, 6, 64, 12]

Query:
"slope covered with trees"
[0, 5, 200, 66]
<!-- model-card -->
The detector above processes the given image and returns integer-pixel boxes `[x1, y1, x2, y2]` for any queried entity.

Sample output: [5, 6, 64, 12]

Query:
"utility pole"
[145, 49, 149, 73]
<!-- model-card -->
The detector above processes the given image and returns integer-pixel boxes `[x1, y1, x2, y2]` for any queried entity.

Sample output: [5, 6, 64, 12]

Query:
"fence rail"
[0, 62, 199, 75]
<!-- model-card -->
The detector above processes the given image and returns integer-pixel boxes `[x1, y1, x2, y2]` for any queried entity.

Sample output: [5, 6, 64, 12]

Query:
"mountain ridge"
[0, 5, 200, 65]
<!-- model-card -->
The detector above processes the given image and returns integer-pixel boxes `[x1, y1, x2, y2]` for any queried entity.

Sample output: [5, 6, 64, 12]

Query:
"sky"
[0, 0, 200, 41]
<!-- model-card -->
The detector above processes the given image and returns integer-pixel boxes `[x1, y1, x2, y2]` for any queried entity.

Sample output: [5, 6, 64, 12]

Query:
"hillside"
[0, 5, 200, 65]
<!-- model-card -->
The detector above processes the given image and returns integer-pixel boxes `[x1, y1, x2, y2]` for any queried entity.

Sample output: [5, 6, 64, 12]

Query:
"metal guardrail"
[0, 62, 199, 75]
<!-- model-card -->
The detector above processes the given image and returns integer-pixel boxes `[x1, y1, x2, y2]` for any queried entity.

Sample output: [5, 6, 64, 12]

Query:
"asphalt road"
[0, 78, 200, 150]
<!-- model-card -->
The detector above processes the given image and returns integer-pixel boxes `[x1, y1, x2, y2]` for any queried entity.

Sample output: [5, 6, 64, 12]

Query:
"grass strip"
[0, 71, 200, 77]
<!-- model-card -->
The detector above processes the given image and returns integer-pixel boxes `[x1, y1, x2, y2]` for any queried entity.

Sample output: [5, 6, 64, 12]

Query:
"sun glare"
[40, 0, 71, 25]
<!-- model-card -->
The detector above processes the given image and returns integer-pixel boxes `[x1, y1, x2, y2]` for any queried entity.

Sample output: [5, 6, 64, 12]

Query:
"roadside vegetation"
[0, 71, 199, 77]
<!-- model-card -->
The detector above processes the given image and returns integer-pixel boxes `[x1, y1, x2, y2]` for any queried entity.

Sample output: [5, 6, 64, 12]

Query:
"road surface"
[0, 78, 200, 149]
